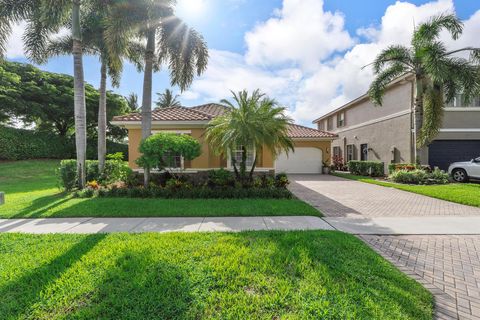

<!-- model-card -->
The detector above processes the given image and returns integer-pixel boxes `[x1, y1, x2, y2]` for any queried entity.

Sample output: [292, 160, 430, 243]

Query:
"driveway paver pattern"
[289, 174, 480, 217]
[361, 235, 480, 320]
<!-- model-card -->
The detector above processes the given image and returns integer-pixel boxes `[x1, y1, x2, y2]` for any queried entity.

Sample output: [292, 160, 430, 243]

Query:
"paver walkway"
[289, 174, 480, 217]
[0, 216, 333, 234]
[362, 235, 480, 320]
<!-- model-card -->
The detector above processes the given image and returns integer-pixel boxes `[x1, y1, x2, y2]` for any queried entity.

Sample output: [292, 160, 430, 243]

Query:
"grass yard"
[333, 172, 480, 207]
[0, 231, 433, 319]
[0, 160, 320, 218]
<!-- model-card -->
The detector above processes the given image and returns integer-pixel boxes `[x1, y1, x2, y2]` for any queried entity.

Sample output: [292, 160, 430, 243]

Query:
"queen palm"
[0, 0, 95, 188]
[155, 89, 181, 108]
[105, 0, 208, 186]
[368, 13, 480, 163]
[205, 89, 294, 182]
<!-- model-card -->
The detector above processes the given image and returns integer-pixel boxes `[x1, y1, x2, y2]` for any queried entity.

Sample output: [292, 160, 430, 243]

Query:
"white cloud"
[189, 0, 480, 126]
[245, 0, 354, 70]
[5, 22, 27, 58]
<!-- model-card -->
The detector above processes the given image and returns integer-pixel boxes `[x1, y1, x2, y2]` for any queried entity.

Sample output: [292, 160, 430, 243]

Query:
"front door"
[360, 144, 368, 161]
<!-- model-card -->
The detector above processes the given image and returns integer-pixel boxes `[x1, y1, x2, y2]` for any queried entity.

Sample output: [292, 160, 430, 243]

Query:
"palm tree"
[0, 0, 93, 188]
[105, 0, 209, 186]
[368, 13, 480, 163]
[205, 89, 294, 182]
[155, 89, 181, 108]
[46, 9, 142, 172]
[126, 93, 140, 112]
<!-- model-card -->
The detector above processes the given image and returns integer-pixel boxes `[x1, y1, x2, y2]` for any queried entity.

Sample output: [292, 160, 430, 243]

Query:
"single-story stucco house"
[111, 103, 337, 174]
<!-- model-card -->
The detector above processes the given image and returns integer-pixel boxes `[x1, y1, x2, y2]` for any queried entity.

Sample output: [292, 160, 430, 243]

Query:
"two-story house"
[313, 75, 480, 172]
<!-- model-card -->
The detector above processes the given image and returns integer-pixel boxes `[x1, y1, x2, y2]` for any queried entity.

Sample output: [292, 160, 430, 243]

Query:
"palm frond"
[418, 84, 444, 147]
[372, 45, 414, 73]
[413, 13, 463, 46]
[368, 63, 409, 105]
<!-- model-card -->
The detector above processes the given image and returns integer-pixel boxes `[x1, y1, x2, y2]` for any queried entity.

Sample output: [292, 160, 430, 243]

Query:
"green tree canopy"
[0, 61, 130, 141]
[136, 133, 202, 172]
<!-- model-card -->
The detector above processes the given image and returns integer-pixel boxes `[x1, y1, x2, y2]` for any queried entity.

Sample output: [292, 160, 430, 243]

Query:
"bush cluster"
[389, 168, 449, 185]
[0, 125, 128, 160]
[59, 157, 133, 190]
[348, 160, 384, 177]
[74, 185, 293, 199]
[388, 163, 418, 174]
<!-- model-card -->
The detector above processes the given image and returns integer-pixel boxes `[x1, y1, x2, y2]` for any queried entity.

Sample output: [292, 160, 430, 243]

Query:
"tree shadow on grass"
[0, 234, 106, 318]
[67, 249, 195, 319]
[228, 231, 433, 320]
[10, 192, 71, 218]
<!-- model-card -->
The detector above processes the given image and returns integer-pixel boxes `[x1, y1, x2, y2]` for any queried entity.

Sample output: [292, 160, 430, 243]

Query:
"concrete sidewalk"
[0, 216, 334, 234]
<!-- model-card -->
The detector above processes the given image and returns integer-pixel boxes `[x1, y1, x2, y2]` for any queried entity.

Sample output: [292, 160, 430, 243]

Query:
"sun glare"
[176, 0, 207, 19]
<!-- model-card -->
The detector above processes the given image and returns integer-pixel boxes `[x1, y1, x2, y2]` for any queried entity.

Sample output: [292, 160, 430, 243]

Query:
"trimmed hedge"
[348, 160, 384, 177]
[59, 159, 132, 191]
[0, 125, 127, 160]
[75, 186, 293, 199]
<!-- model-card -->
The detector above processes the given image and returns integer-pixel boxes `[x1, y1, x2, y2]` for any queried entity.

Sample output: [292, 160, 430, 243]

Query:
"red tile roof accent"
[112, 104, 336, 139]
[191, 103, 229, 117]
[113, 106, 213, 122]
[287, 123, 337, 139]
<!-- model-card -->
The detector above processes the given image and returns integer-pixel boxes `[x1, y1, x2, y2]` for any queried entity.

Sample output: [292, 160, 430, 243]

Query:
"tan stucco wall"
[127, 127, 332, 170]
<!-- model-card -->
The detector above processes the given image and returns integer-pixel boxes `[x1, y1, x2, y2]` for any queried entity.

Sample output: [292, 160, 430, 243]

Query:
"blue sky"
[6, 0, 480, 126]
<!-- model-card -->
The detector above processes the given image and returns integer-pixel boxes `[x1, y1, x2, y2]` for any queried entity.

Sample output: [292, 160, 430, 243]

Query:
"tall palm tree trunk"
[98, 60, 107, 172]
[72, 0, 87, 189]
[141, 29, 155, 187]
[414, 77, 424, 164]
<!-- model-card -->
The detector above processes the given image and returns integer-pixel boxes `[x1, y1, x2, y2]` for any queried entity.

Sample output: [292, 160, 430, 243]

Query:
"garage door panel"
[276, 148, 322, 174]
[428, 140, 480, 171]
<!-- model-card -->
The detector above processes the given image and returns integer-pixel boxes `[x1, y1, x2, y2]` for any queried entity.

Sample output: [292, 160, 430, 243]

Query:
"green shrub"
[206, 169, 235, 187]
[388, 163, 418, 174]
[274, 173, 290, 188]
[348, 161, 384, 177]
[58, 156, 132, 190]
[0, 125, 128, 160]
[96, 186, 293, 199]
[389, 168, 449, 185]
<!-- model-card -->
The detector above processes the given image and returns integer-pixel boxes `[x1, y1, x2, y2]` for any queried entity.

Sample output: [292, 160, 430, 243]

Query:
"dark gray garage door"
[429, 140, 480, 170]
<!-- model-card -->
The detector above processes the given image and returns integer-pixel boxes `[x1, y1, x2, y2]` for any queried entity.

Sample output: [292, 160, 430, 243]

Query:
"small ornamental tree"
[136, 133, 202, 174]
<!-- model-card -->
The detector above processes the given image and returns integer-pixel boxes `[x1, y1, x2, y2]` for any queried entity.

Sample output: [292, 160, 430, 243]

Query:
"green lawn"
[0, 160, 319, 218]
[0, 231, 433, 319]
[333, 172, 480, 207]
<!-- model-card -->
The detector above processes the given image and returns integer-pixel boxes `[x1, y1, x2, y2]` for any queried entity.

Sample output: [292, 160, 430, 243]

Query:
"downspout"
[411, 78, 416, 163]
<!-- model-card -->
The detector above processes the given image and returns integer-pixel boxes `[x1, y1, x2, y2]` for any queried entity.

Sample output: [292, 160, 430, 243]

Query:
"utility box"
[0, 192, 4, 205]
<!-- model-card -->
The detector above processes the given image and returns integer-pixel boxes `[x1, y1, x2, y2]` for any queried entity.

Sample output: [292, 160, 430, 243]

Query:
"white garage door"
[275, 147, 323, 174]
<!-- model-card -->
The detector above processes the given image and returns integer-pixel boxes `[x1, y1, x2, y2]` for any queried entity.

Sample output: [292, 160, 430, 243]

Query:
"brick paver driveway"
[289, 174, 480, 217]
[289, 175, 480, 319]
[362, 235, 480, 320]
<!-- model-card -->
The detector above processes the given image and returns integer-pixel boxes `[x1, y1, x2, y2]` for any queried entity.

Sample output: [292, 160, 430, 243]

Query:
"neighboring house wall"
[317, 80, 414, 172]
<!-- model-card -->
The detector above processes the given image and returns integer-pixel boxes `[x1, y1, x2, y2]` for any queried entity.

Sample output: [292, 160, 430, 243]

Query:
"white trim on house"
[444, 107, 480, 112]
[152, 130, 192, 134]
[328, 109, 412, 134]
[439, 128, 480, 132]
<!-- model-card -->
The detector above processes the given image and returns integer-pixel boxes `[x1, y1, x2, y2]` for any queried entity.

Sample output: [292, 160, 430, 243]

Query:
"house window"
[333, 146, 342, 158]
[327, 117, 333, 131]
[337, 112, 345, 127]
[163, 151, 182, 168]
[346, 144, 356, 161]
[230, 145, 255, 167]
[360, 144, 368, 161]
[318, 121, 325, 131]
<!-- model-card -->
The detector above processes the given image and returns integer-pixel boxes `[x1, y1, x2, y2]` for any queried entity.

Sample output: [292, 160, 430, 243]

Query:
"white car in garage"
[448, 157, 480, 182]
